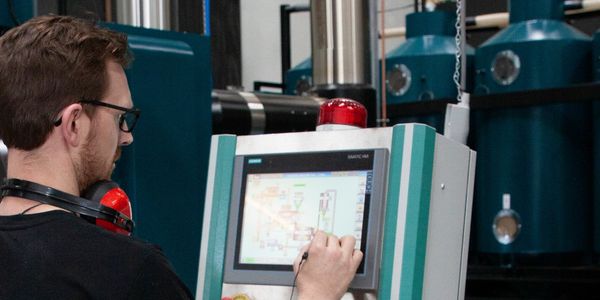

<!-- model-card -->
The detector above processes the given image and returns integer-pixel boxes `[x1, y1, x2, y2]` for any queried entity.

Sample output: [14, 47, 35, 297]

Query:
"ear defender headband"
[0, 178, 134, 235]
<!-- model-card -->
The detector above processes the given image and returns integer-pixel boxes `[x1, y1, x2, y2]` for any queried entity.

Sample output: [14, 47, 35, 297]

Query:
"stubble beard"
[75, 132, 115, 195]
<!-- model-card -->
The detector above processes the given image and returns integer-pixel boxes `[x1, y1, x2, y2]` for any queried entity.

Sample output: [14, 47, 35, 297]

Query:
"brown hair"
[0, 15, 131, 150]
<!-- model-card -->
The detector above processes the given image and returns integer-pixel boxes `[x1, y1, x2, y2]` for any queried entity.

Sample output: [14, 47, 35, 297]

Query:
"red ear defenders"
[0, 178, 134, 235]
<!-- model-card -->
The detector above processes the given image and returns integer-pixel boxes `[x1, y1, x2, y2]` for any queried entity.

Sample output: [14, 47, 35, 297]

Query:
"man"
[0, 16, 362, 299]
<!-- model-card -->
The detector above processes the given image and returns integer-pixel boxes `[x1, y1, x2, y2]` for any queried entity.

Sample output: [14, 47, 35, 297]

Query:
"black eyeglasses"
[54, 100, 141, 133]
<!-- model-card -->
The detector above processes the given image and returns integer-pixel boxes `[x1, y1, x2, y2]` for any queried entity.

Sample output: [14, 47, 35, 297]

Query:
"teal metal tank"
[0, 0, 34, 28]
[384, 11, 474, 103]
[284, 57, 312, 95]
[106, 24, 212, 292]
[384, 11, 474, 132]
[593, 30, 600, 261]
[473, 0, 593, 264]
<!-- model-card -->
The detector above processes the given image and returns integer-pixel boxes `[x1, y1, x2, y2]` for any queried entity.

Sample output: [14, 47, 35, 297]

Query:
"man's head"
[0, 15, 135, 193]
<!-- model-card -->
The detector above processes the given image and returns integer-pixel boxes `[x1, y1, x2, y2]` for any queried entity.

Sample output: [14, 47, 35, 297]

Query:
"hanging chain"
[453, 0, 463, 102]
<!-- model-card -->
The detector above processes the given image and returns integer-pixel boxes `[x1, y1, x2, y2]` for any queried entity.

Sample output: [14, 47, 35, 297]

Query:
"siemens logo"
[248, 158, 262, 164]
[347, 154, 369, 159]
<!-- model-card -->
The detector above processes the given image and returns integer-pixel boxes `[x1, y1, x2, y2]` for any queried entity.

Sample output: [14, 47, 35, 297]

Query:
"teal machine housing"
[473, 0, 593, 263]
[384, 11, 474, 132]
[0, 0, 34, 28]
[284, 57, 312, 96]
[196, 124, 476, 300]
[106, 24, 212, 292]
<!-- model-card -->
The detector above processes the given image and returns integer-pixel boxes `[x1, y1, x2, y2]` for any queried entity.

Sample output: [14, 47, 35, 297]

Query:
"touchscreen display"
[233, 150, 374, 271]
[238, 170, 372, 265]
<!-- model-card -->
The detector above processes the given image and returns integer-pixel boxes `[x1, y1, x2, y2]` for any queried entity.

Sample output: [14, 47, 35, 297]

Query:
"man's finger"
[351, 249, 364, 270]
[327, 233, 340, 248]
[311, 230, 328, 249]
[339, 235, 357, 254]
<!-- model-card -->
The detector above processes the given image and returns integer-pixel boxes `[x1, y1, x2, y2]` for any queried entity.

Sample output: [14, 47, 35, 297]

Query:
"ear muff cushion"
[82, 180, 120, 203]
[82, 180, 133, 235]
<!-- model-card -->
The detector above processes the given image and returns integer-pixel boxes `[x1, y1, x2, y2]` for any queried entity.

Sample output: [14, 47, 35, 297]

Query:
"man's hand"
[293, 231, 363, 300]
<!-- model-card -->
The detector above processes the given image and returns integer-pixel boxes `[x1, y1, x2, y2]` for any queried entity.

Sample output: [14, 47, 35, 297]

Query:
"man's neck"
[0, 196, 69, 216]
[0, 147, 78, 216]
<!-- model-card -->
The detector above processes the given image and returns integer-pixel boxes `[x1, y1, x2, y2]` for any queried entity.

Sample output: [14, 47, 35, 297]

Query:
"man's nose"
[119, 131, 133, 146]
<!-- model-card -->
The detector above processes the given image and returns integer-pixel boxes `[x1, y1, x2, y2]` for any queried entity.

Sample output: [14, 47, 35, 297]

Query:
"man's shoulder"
[61, 212, 163, 257]
[25, 210, 165, 263]
[0, 210, 193, 299]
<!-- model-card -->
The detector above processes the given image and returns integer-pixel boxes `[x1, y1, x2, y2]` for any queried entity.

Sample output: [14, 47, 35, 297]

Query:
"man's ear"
[57, 103, 86, 147]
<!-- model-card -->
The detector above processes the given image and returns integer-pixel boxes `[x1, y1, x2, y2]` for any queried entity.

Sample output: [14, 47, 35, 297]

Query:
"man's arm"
[127, 248, 193, 300]
[293, 231, 363, 300]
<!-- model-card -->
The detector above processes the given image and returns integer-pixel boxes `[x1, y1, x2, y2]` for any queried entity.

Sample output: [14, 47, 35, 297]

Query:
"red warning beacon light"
[316, 98, 367, 131]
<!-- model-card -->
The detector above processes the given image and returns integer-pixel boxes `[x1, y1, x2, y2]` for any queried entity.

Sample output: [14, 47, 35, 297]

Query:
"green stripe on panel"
[399, 125, 436, 300]
[203, 136, 237, 300]
[378, 125, 406, 299]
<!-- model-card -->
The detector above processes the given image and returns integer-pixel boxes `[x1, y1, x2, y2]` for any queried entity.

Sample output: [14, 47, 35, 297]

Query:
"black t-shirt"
[0, 210, 193, 300]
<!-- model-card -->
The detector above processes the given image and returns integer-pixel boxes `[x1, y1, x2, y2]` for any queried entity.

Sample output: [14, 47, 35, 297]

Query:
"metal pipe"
[105, 0, 113, 22]
[281, 5, 291, 88]
[565, 0, 600, 14]
[370, 0, 380, 124]
[564, 0, 584, 9]
[116, 0, 142, 27]
[115, 0, 171, 30]
[310, 0, 370, 86]
[380, 27, 407, 39]
[212, 90, 322, 135]
[142, 0, 171, 30]
[466, 13, 509, 28]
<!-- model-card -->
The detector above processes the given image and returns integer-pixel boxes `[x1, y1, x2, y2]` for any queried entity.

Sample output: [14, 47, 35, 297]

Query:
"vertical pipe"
[370, 0, 380, 124]
[142, 0, 171, 30]
[310, 0, 370, 86]
[105, 0, 113, 22]
[115, 0, 172, 30]
[116, 0, 141, 27]
[203, 0, 210, 35]
[57, 0, 67, 15]
[281, 5, 291, 87]
[380, 0, 387, 126]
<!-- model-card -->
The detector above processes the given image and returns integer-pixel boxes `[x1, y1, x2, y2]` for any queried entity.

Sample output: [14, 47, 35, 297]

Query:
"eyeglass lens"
[120, 112, 137, 132]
